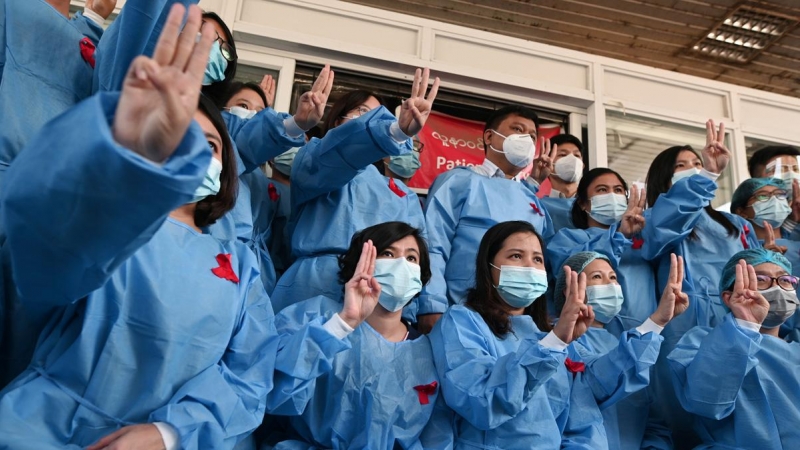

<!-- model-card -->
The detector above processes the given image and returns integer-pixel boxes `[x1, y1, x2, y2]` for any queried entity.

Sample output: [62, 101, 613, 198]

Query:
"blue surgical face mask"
[203, 41, 228, 86]
[589, 193, 627, 226]
[491, 264, 548, 308]
[191, 158, 223, 203]
[387, 151, 421, 179]
[670, 167, 702, 186]
[585, 283, 624, 324]
[752, 196, 792, 228]
[225, 106, 256, 120]
[373, 258, 423, 313]
[273, 148, 299, 177]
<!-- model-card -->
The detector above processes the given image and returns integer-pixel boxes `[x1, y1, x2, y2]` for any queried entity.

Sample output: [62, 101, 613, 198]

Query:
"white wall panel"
[604, 69, 729, 120]
[239, 0, 421, 57]
[432, 33, 590, 92]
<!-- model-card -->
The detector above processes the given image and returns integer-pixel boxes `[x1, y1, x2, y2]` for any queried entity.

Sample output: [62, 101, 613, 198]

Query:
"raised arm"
[1, 4, 212, 306]
[225, 66, 334, 174]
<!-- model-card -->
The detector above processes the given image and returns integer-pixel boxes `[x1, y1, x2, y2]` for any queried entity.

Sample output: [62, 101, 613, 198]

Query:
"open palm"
[113, 4, 213, 163]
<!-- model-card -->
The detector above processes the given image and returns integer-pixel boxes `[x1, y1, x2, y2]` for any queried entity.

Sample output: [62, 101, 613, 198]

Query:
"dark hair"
[646, 145, 738, 238]
[194, 95, 238, 227]
[200, 12, 238, 108]
[224, 81, 268, 109]
[483, 105, 540, 134]
[550, 134, 583, 152]
[466, 221, 550, 338]
[323, 90, 385, 135]
[748, 145, 800, 177]
[571, 168, 627, 229]
[338, 221, 432, 289]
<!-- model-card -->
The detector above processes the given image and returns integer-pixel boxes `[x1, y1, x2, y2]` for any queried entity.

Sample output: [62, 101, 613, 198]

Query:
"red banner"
[408, 111, 562, 190]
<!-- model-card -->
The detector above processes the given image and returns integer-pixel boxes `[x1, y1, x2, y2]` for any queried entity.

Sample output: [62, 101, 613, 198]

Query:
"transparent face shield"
[765, 156, 800, 195]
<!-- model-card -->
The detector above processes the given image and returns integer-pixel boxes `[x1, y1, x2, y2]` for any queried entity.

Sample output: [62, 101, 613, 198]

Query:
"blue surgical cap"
[719, 248, 792, 293]
[730, 177, 784, 213]
[554, 251, 611, 315]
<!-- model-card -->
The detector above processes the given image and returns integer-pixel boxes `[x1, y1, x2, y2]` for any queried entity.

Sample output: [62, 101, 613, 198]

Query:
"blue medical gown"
[668, 313, 800, 449]
[772, 238, 800, 341]
[269, 107, 424, 313]
[210, 110, 304, 294]
[267, 181, 292, 277]
[419, 170, 554, 316]
[0, 0, 102, 182]
[547, 225, 658, 336]
[641, 174, 760, 448]
[264, 295, 454, 450]
[540, 196, 575, 231]
[428, 305, 606, 449]
[93, 0, 196, 92]
[574, 327, 671, 449]
[0, 93, 349, 449]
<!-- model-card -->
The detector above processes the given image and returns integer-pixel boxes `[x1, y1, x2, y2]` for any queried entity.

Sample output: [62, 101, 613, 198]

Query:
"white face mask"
[554, 154, 584, 183]
[670, 167, 702, 185]
[589, 193, 628, 226]
[488, 130, 535, 168]
[225, 106, 257, 120]
[760, 286, 798, 329]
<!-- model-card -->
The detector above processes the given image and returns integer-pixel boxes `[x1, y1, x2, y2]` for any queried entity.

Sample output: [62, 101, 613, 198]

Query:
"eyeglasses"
[751, 189, 788, 203]
[203, 23, 236, 62]
[413, 140, 425, 153]
[341, 106, 372, 120]
[756, 274, 798, 291]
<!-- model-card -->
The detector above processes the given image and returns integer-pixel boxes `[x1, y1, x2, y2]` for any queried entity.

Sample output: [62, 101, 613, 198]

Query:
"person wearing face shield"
[525, 134, 586, 230]
[417, 105, 553, 333]
[547, 168, 656, 337]
[428, 221, 607, 449]
[554, 252, 689, 450]
[748, 145, 800, 241]
[668, 249, 800, 449]
[263, 222, 453, 450]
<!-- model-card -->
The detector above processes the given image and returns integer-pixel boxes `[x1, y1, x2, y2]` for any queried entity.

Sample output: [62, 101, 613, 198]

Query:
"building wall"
[71, 0, 800, 196]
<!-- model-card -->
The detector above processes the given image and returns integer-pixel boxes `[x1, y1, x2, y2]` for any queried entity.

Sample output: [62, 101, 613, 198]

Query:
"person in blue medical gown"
[747, 145, 800, 240]
[0, 0, 115, 386]
[269, 69, 438, 315]
[267, 148, 297, 279]
[641, 120, 761, 448]
[554, 251, 688, 449]
[547, 168, 657, 336]
[429, 221, 607, 449]
[418, 105, 553, 333]
[525, 133, 586, 230]
[730, 177, 800, 341]
[218, 77, 328, 293]
[0, 0, 110, 183]
[669, 248, 800, 449]
[264, 221, 453, 450]
[0, 10, 354, 449]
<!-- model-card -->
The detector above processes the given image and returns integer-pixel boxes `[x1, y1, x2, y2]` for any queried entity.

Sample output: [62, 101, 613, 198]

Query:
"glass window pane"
[606, 111, 733, 208]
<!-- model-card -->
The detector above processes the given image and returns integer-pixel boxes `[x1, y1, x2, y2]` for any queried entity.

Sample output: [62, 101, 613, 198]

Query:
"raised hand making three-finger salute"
[339, 240, 382, 329]
[650, 253, 690, 327]
[619, 184, 647, 239]
[113, 4, 214, 163]
[723, 259, 771, 326]
[553, 267, 595, 343]
[398, 68, 440, 137]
